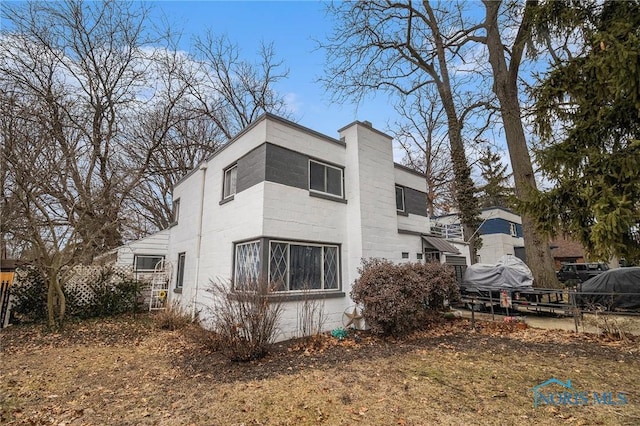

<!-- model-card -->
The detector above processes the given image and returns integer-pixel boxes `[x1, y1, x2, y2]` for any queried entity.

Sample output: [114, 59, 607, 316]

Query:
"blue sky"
[149, 1, 398, 139]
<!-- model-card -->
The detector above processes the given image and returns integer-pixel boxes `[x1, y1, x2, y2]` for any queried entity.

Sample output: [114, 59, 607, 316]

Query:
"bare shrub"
[153, 300, 194, 331]
[297, 284, 327, 338]
[207, 278, 283, 362]
[583, 310, 635, 341]
[351, 259, 460, 336]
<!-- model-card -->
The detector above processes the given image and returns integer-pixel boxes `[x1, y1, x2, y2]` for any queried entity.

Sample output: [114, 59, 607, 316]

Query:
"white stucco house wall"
[167, 114, 468, 340]
[433, 207, 525, 265]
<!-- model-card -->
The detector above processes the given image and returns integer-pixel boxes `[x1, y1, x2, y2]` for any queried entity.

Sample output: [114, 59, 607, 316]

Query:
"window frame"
[268, 240, 340, 292]
[308, 159, 344, 198]
[133, 254, 165, 272]
[395, 185, 406, 212]
[176, 252, 186, 289]
[223, 164, 238, 200]
[171, 198, 180, 224]
[233, 240, 262, 290]
[509, 222, 517, 237]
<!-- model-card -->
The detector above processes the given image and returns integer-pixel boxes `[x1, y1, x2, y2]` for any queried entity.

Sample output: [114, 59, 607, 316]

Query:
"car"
[577, 267, 640, 311]
[557, 262, 609, 283]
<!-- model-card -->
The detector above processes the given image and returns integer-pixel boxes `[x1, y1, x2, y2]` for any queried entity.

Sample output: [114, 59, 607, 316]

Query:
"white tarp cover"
[463, 255, 534, 289]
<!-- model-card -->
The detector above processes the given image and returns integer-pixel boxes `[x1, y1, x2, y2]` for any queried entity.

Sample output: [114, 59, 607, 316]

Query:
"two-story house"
[167, 113, 468, 339]
[433, 207, 525, 265]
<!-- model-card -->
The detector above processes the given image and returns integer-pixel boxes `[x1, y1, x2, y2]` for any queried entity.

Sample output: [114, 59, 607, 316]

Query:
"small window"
[401, 252, 409, 259]
[309, 160, 343, 198]
[416, 253, 423, 260]
[171, 199, 180, 223]
[425, 251, 440, 263]
[509, 222, 517, 237]
[223, 165, 237, 200]
[134, 255, 165, 272]
[396, 186, 405, 212]
[176, 252, 186, 288]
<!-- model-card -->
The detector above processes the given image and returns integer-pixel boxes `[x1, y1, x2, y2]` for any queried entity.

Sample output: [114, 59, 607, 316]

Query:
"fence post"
[470, 297, 476, 330]
[489, 291, 495, 321]
[570, 289, 579, 333]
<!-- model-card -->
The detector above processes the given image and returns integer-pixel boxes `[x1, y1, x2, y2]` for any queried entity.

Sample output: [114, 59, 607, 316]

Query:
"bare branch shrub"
[583, 309, 635, 342]
[351, 259, 460, 336]
[207, 278, 283, 362]
[296, 284, 327, 339]
[153, 300, 194, 331]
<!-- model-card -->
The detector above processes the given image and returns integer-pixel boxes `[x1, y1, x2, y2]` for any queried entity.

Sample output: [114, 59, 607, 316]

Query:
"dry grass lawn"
[1, 315, 639, 425]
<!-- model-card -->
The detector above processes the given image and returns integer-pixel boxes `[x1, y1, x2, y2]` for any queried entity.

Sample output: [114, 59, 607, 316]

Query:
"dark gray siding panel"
[404, 187, 428, 217]
[265, 143, 308, 190]
[236, 144, 267, 193]
[480, 218, 522, 236]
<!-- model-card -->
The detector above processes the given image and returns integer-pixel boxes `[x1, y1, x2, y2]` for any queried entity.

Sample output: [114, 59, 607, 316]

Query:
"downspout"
[191, 164, 207, 319]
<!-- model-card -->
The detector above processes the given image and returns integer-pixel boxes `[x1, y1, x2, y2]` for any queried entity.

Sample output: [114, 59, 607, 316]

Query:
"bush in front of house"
[207, 278, 283, 362]
[10, 265, 142, 324]
[9, 267, 48, 323]
[66, 267, 142, 319]
[351, 259, 461, 336]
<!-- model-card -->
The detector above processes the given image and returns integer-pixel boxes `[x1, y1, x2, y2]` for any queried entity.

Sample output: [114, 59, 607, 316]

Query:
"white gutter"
[191, 163, 207, 319]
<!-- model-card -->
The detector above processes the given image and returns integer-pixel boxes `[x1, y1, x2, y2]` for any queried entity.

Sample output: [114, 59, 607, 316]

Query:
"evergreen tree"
[527, 0, 640, 262]
[476, 147, 514, 209]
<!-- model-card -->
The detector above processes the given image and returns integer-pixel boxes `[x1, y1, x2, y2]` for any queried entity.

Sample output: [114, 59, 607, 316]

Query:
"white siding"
[168, 115, 461, 341]
[116, 229, 170, 267]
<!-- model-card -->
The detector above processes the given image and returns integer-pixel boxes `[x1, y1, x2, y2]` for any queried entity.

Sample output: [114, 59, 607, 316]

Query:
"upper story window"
[309, 160, 343, 198]
[509, 222, 517, 237]
[171, 199, 180, 224]
[134, 255, 165, 272]
[395, 185, 405, 212]
[223, 165, 237, 200]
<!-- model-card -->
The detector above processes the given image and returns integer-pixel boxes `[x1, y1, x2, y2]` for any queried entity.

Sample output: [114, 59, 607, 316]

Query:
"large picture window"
[309, 160, 343, 198]
[269, 241, 339, 291]
[234, 240, 261, 289]
[223, 165, 237, 200]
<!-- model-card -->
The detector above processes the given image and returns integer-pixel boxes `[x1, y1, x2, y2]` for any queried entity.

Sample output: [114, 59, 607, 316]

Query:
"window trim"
[176, 252, 186, 289]
[268, 239, 340, 293]
[395, 185, 406, 212]
[233, 240, 262, 290]
[133, 254, 165, 272]
[308, 159, 344, 199]
[171, 198, 180, 225]
[222, 164, 238, 200]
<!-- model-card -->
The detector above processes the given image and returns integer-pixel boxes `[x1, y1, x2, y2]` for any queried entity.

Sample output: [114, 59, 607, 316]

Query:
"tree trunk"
[439, 90, 480, 264]
[46, 271, 66, 328]
[484, 1, 559, 287]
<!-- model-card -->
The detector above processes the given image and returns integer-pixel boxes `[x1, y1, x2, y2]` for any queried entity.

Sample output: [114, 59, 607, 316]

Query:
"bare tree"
[1, 88, 78, 326]
[188, 33, 291, 140]
[481, 0, 558, 287]
[391, 88, 454, 217]
[1, 0, 165, 259]
[323, 1, 559, 283]
[323, 1, 485, 262]
[127, 35, 292, 231]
